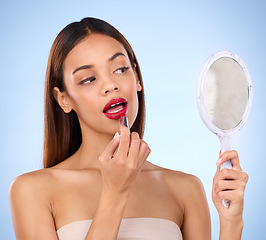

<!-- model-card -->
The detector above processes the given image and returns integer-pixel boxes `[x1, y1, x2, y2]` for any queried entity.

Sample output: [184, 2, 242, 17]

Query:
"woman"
[9, 17, 248, 240]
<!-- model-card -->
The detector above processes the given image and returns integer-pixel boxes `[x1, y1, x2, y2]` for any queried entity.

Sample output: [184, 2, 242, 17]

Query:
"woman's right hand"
[99, 126, 151, 196]
[85, 127, 151, 239]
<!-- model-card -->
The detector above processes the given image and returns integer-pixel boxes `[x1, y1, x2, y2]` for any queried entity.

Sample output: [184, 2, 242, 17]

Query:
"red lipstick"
[103, 97, 127, 119]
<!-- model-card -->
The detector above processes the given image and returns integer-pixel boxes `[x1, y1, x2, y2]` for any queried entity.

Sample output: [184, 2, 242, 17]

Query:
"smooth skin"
[9, 34, 248, 240]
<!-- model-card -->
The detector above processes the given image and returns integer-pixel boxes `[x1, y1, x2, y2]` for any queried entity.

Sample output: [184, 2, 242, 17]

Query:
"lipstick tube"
[119, 116, 129, 129]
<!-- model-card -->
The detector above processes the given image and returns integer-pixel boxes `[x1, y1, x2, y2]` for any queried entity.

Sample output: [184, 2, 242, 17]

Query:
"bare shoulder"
[145, 163, 211, 238]
[9, 168, 56, 201]
[9, 169, 61, 239]
[144, 162, 211, 238]
[143, 162, 206, 201]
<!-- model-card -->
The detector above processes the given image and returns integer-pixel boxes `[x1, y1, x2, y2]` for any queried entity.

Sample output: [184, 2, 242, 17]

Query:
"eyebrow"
[108, 52, 126, 61]
[72, 64, 93, 75]
[72, 52, 126, 75]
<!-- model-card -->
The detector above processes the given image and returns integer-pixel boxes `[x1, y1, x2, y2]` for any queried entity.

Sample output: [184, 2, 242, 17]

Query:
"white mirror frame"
[197, 51, 253, 150]
[197, 51, 253, 207]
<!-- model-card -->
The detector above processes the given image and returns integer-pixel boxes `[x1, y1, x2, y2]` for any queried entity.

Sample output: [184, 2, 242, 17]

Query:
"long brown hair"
[43, 17, 146, 168]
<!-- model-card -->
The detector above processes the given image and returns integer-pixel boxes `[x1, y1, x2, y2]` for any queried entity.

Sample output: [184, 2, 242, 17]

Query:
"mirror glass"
[202, 57, 249, 130]
[198, 51, 253, 207]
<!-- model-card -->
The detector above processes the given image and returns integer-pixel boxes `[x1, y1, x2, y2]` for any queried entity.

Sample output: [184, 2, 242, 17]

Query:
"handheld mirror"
[197, 51, 253, 207]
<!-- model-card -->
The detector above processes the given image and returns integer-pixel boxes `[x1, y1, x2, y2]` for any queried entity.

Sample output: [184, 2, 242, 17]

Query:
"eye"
[114, 66, 130, 74]
[78, 76, 96, 85]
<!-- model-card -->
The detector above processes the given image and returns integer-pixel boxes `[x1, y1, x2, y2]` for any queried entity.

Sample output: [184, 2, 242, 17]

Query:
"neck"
[72, 128, 116, 170]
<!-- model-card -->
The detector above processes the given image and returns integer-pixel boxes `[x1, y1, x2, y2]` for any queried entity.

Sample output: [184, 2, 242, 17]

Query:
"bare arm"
[85, 127, 150, 239]
[9, 174, 59, 240]
[181, 175, 211, 240]
[212, 150, 248, 240]
[9, 127, 151, 240]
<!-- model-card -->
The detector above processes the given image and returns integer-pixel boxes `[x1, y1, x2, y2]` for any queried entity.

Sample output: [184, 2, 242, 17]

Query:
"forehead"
[64, 34, 128, 70]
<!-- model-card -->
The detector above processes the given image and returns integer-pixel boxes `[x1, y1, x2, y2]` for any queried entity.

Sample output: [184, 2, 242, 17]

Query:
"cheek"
[125, 78, 138, 100]
[69, 90, 98, 115]
[125, 80, 140, 123]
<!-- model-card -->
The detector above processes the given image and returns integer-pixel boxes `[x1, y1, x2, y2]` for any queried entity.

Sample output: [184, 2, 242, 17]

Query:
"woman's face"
[60, 33, 142, 135]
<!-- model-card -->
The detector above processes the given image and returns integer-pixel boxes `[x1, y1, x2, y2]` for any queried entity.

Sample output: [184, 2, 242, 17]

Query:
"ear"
[136, 80, 142, 92]
[133, 63, 142, 92]
[53, 87, 73, 113]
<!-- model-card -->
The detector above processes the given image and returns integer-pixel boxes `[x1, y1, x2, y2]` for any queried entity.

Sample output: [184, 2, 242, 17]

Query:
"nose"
[104, 86, 118, 94]
[102, 77, 119, 95]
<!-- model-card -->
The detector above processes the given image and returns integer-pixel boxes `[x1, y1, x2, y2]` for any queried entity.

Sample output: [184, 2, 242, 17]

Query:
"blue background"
[1, 0, 265, 239]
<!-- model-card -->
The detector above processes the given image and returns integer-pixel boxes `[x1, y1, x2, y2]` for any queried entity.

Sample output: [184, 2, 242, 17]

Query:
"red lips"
[103, 97, 127, 119]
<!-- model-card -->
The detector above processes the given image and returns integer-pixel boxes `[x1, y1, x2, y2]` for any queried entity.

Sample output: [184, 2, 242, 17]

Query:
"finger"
[215, 168, 247, 182]
[217, 150, 242, 171]
[214, 179, 247, 194]
[99, 133, 120, 161]
[142, 147, 151, 167]
[213, 170, 249, 198]
[213, 165, 221, 184]
[137, 140, 151, 168]
[127, 132, 141, 167]
[216, 189, 245, 203]
[116, 126, 130, 158]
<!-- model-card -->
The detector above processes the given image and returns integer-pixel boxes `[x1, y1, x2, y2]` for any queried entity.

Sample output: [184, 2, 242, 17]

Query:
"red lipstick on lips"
[103, 97, 127, 119]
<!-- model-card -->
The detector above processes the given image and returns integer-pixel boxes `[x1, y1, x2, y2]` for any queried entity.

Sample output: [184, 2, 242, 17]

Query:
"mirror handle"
[219, 135, 233, 208]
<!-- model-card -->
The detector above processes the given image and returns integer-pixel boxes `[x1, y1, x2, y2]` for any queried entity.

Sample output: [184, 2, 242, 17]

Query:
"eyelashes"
[114, 66, 130, 74]
[78, 66, 130, 85]
[78, 76, 96, 85]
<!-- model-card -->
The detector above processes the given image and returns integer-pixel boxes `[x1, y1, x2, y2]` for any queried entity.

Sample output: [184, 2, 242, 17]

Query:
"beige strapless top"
[57, 217, 183, 240]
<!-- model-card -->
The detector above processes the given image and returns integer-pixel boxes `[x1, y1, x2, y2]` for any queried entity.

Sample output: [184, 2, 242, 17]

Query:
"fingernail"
[113, 132, 120, 140]
[216, 158, 222, 166]
[119, 116, 129, 128]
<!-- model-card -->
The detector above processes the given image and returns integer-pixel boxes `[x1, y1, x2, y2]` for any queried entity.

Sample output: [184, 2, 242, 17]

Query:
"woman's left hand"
[212, 150, 249, 224]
